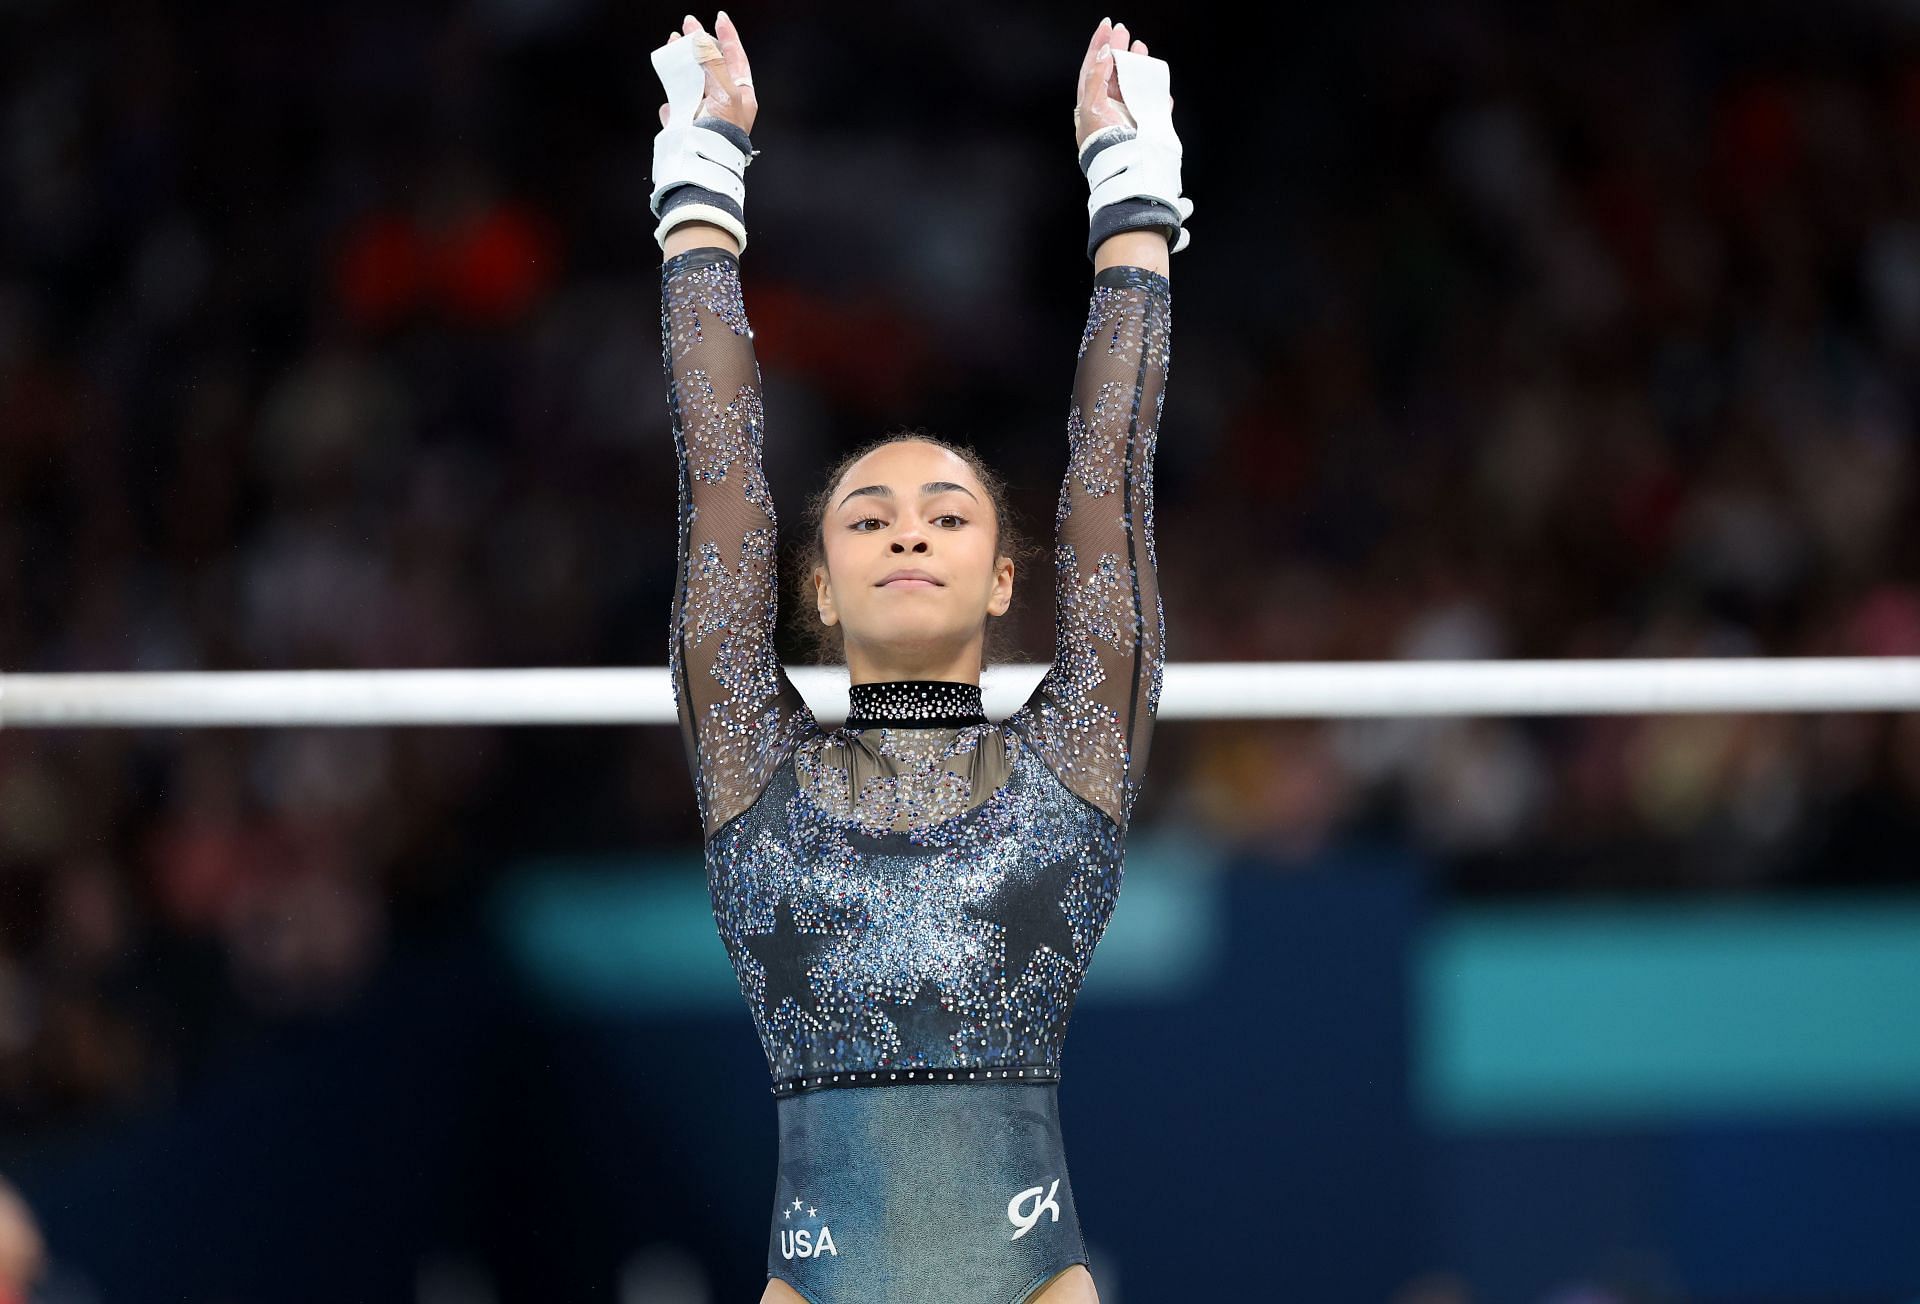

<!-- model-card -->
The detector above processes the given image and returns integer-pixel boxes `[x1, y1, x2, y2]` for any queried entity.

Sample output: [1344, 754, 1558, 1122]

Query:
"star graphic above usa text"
[888, 975, 978, 1058]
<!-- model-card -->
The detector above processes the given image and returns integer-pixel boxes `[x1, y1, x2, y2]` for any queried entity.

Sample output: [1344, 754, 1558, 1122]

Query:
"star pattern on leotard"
[886, 975, 978, 1060]
[740, 900, 836, 1021]
[962, 854, 1081, 985]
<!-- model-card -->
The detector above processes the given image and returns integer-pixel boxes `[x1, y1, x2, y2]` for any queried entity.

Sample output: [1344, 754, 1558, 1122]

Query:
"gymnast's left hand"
[1074, 17, 1170, 152]
[658, 11, 759, 136]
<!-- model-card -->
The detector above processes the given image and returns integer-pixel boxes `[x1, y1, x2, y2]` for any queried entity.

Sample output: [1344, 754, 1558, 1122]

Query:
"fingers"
[663, 13, 756, 133]
[1082, 47, 1110, 109]
[1091, 17, 1147, 58]
[688, 32, 726, 71]
[1103, 23, 1154, 102]
[1081, 19, 1115, 109]
[678, 14, 737, 108]
[1098, 21, 1129, 101]
[715, 10, 753, 87]
[1078, 16, 1110, 88]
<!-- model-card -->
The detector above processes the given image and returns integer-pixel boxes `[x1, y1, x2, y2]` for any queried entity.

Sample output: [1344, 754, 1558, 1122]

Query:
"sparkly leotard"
[661, 244, 1170, 1304]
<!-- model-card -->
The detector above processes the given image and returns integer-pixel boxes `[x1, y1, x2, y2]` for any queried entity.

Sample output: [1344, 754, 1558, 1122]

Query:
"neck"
[842, 640, 981, 689]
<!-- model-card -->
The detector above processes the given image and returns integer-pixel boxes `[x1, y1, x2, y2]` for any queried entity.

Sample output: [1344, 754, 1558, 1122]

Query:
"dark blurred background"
[3, 0, 1920, 1300]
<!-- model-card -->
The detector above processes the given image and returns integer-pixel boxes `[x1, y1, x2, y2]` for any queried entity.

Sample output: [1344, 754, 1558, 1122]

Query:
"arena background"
[3, 0, 1920, 1300]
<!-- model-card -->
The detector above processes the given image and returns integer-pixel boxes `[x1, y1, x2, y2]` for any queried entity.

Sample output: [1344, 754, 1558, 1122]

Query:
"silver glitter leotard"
[661, 243, 1170, 1099]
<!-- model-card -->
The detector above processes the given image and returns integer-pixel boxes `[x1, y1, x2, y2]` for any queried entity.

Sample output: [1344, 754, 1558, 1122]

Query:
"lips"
[878, 569, 942, 587]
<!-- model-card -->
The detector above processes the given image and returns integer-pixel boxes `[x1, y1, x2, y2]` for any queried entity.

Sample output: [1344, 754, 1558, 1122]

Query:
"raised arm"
[657, 16, 816, 840]
[1008, 249, 1171, 832]
[662, 245, 817, 840]
[1006, 19, 1182, 833]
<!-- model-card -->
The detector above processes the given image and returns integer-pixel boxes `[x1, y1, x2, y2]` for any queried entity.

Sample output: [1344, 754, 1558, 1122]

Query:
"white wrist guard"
[648, 34, 753, 252]
[1082, 48, 1193, 254]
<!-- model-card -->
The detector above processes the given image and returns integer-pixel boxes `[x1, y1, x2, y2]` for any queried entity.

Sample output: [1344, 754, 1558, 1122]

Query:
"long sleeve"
[663, 246, 819, 840]
[1007, 263, 1172, 833]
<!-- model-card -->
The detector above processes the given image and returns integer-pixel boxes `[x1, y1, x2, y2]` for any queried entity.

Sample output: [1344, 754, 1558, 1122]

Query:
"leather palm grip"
[1081, 48, 1194, 256]
[648, 34, 753, 252]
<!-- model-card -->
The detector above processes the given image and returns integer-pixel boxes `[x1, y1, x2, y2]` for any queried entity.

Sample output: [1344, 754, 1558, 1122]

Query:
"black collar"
[844, 679, 987, 730]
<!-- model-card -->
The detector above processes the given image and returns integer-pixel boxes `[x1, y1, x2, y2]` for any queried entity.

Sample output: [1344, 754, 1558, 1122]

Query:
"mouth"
[877, 570, 942, 588]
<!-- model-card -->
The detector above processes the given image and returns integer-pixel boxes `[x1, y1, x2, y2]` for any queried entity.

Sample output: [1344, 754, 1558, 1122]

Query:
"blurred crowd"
[1, 0, 1917, 1134]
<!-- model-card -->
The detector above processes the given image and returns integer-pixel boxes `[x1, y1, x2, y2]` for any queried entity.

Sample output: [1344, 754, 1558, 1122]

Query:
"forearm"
[664, 225, 1162, 276]
[1020, 258, 1170, 829]
[661, 242, 810, 835]
[1093, 229, 1170, 279]
[662, 221, 742, 262]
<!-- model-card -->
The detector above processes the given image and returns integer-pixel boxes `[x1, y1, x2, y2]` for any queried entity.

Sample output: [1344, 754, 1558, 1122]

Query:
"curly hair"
[787, 426, 1041, 670]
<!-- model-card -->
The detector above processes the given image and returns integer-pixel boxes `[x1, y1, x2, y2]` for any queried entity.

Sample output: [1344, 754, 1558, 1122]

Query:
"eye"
[849, 517, 885, 532]
[935, 514, 968, 528]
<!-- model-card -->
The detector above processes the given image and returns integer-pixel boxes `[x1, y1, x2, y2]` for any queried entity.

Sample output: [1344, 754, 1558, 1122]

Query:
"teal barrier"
[499, 842, 1920, 1127]
[1418, 892, 1920, 1125]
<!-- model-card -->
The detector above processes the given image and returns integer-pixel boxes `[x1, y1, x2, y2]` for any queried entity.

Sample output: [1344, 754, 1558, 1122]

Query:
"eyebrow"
[837, 481, 980, 510]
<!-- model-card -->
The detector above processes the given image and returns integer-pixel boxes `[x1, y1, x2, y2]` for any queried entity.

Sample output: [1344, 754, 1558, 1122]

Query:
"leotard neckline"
[843, 678, 987, 730]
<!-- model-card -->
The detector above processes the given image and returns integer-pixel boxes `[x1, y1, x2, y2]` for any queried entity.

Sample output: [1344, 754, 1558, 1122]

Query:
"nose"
[890, 532, 929, 554]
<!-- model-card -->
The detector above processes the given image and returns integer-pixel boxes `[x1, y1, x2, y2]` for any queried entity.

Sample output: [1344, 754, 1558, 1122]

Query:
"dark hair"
[788, 426, 1040, 669]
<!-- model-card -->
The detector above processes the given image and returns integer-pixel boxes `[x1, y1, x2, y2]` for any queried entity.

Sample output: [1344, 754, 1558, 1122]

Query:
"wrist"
[649, 106, 754, 254]
[1093, 229, 1170, 277]
[1087, 199, 1179, 266]
[662, 221, 741, 260]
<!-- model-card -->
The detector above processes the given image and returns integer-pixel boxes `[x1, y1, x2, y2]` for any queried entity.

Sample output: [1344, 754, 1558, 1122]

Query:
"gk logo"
[1006, 1179, 1061, 1241]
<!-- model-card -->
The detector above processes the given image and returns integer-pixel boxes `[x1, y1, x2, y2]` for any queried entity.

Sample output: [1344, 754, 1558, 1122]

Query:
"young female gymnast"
[652, 13, 1189, 1301]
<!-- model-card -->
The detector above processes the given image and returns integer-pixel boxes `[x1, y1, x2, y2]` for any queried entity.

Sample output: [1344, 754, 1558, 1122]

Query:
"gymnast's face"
[813, 440, 1014, 671]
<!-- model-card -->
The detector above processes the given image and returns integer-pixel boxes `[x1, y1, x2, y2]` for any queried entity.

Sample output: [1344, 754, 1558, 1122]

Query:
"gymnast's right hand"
[658, 12, 758, 136]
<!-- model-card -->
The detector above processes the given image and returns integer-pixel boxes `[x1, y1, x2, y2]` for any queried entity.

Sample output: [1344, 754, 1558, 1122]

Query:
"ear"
[813, 564, 839, 627]
[987, 555, 1015, 617]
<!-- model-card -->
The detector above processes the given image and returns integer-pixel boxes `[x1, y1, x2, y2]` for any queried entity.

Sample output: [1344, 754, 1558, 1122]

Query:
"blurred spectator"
[0, 1176, 45, 1304]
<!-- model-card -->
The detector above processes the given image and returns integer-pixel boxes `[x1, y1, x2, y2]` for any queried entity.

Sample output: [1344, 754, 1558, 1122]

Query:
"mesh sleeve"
[1006, 263, 1172, 832]
[661, 246, 819, 840]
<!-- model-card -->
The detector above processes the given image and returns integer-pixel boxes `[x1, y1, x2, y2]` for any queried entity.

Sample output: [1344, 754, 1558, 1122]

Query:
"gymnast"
[653, 13, 1187, 1300]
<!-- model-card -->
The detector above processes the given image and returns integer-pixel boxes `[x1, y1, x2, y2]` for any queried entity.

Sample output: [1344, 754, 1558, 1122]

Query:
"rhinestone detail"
[772, 1064, 1061, 1097]
[843, 678, 988, 730]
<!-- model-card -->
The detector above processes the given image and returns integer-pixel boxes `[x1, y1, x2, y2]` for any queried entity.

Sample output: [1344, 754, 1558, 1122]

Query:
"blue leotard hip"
[766, 1080, 1089, 1304]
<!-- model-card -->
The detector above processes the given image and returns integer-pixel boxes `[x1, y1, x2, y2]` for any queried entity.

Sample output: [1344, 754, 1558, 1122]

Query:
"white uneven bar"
[1, 658, 1918, 728]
